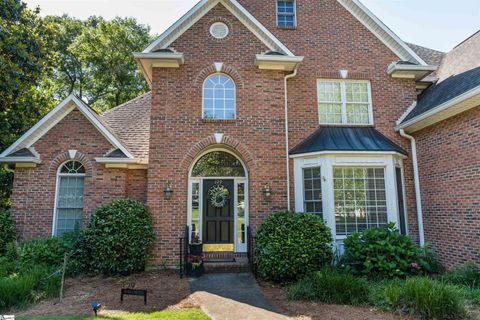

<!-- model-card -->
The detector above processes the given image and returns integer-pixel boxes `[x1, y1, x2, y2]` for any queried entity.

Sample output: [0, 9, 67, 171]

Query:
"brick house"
[1, 0, 478, 268]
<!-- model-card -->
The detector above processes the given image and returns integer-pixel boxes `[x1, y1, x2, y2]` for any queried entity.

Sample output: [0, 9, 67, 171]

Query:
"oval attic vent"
[210, 22, 229, 39]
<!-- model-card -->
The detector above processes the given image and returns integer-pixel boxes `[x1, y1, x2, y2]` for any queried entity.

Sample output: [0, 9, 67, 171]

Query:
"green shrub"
[0, 257, 15, 278]
[82, 199, 155, 275]
[342, 223, 428, 278]
[19, 236, 66, 270]
[0, 265, 60, 312]
[443, 263, 480, 289]
[0, 208, 16, 255]
[287, 268, 369, 305]
[370, 277, 466, 319]
[255, 211, 333, 283]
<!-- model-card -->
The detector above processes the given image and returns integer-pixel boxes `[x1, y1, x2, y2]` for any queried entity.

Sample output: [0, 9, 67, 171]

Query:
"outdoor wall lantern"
[263, 183, 272, 199]
[164, 181, 173, 200]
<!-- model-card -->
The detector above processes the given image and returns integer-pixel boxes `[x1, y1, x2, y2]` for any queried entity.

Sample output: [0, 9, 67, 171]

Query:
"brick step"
[203, 257, 250, 273]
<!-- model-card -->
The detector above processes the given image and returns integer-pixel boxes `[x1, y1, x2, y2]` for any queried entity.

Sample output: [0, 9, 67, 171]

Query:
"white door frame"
[187, 148, 249, 252]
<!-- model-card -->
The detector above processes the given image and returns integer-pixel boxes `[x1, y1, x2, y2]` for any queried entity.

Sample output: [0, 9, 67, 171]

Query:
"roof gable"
[143, 0, 295, 56]
[336, 0, 427, 65]
[0, 95, 134, 160]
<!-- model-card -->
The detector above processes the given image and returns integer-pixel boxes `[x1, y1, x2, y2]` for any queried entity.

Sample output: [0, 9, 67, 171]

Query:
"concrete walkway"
[189, 273, 289, 320]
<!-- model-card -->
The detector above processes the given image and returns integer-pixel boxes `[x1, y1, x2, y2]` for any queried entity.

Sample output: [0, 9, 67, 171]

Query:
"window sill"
[201, 118, 237, 124]
[276, 25, 297, 30]
[318, 124, 374, 128]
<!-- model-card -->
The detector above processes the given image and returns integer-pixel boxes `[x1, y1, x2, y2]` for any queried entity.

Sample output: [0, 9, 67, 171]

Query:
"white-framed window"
[276, 0, 296, 27]
[317, 80, 373, 125]
[294, 154, 401, 242]
[303, 167, 323, 218]
[53, 160, 85, 236]
[333, 167, 388, 236]
[203, 74, 236, 120]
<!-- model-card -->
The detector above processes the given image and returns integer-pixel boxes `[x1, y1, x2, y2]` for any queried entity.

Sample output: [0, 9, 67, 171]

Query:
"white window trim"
[294, 153, 400, 241]
[202, 73, 237, 120]
[276, 0, 297, 28]
[52, 161, 86, 236]
[317, 79, 374, 126]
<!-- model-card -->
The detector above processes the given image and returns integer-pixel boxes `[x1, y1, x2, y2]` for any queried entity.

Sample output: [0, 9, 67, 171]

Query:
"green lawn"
[17, 308, 211, 320]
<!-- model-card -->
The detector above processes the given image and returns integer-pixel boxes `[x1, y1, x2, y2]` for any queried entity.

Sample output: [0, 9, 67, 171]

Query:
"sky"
[25, 0, 480, 52]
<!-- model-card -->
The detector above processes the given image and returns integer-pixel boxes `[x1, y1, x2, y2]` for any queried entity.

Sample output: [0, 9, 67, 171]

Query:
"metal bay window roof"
[290, 127, 407, 156]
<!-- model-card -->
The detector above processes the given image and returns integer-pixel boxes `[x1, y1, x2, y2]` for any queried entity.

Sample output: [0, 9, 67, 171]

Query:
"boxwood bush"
[341, 223, 429, 278]
[82, 199, 155, 275]
[255, 211, 332, 282]
[0, 208, 16, 256]
[287, 268, 369, 305]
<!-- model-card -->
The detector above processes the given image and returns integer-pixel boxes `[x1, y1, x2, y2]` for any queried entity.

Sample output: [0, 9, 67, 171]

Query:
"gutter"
[399, 129, 425, 245]
[284, 66, 299, 211]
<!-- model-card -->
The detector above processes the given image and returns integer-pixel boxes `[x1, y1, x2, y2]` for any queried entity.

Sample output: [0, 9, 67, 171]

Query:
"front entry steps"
[203, 252, 250, 273]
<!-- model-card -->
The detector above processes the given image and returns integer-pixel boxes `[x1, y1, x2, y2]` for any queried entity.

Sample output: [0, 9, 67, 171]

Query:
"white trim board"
[336, 0, 427, 65]
[143, 0, 295, 56]
[0, 95, 135, 160]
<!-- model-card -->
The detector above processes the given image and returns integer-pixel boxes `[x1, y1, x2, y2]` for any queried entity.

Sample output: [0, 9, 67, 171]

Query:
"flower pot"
[187, 262, 205, 277]
[189, 243, 203, 256]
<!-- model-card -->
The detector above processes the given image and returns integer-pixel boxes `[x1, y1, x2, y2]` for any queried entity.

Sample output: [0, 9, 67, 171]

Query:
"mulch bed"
[14, 270, 195, 317]
[258, 280, 412, 320]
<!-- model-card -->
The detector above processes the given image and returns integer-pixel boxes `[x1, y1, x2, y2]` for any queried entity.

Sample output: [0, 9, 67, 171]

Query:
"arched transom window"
[192, 151, 245, 177]
[54, 160, 85, 236]
[203, 74, 236, 120]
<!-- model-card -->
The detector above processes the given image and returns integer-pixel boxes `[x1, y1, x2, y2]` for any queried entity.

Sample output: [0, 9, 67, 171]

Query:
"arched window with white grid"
[53, 160, 85, 236]
[203, 74, 236, 120]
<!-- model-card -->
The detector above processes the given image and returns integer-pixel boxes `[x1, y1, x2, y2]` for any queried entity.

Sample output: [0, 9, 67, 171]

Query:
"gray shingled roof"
[102, 92, 151, 163]
[402, 32, 480, 124]
[403, 66, 480, 123]
[290, 127, 407, 155]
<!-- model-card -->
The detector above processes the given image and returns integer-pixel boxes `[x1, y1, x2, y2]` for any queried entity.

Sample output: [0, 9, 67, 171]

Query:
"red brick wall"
[414, 107, 480, 268]
[10, 109, 148, 239]
[148, 1, 419, 265]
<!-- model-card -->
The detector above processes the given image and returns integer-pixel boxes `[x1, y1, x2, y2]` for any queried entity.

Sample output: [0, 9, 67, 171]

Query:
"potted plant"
[189, 234, 203, 256]
[187, 255, 204, 277]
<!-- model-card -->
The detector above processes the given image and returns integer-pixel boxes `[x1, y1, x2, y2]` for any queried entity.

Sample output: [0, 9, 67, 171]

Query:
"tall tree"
[0, 0, 56, 208]
[47, 16, 153, 112]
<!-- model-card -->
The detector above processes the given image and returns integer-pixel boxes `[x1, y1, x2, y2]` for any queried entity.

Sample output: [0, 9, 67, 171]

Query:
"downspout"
[3, 164, 14, 173]
[399, 129, 425, 245]
[284, 67, 299, 211]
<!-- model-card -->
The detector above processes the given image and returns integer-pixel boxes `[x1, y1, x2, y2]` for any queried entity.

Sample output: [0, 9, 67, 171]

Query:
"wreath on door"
[208, 183, 229, 208]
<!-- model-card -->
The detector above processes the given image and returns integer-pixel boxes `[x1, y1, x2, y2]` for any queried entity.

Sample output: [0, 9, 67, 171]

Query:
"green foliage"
[255, 211, 333, 283]
[82, 199, 155, 275]
[0, 265, 60, 312]
[287, 268, 369, 305]
[19, 237, 66, 270]
[0, 0, 57, 207]
[0, 208, 16, 255]
[341, 223, 429, 278]
[46, 15, 153, 112]
[443, 263, 480, 289]
[370, 277, 466, 319]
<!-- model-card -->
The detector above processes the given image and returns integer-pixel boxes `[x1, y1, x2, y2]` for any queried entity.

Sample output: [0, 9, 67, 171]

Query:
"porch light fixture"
[164, 181, 173, 200]
[263, 183, 272, 199]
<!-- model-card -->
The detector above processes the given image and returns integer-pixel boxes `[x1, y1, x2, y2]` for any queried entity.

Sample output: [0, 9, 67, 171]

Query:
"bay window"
[294, 154, 404, 242]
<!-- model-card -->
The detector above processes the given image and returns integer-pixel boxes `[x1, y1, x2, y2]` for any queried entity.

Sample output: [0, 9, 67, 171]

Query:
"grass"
[17, 308, 211, 320]
[370, 277, 466, 319]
